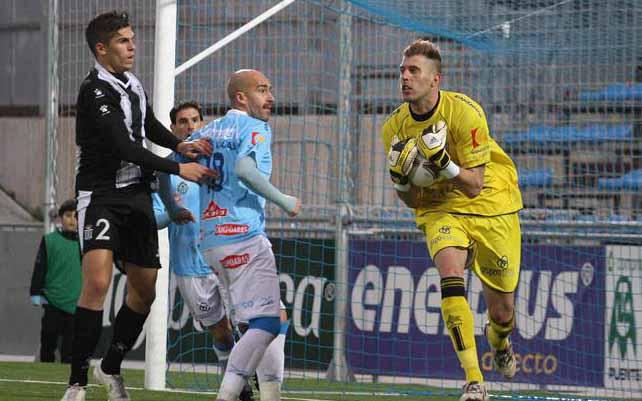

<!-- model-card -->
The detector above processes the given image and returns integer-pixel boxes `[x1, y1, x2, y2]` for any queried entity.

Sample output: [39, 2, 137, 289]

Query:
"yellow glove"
[387, 136, 417, 191]
[416, 120, 460, 179]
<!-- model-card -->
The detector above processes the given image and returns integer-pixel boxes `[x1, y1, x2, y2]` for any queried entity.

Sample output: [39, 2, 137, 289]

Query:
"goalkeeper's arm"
[452, 165, 485, 198]
[235, 156, 301, 216]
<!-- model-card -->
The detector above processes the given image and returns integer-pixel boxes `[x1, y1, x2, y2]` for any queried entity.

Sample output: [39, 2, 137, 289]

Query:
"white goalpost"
[146, 0, 177, 391]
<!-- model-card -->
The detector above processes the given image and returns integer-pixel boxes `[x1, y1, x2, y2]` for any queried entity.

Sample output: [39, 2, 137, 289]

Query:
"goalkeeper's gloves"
[416, 120, 460, 179]
[387, 136, 418, 192]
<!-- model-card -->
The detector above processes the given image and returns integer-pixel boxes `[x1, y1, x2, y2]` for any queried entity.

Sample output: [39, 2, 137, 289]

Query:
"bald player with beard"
[161, 69, 300, 401]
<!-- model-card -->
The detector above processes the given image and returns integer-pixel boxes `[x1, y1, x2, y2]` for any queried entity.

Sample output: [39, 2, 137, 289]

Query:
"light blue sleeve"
[235, 156, 298, 213]
[237, 123, 272, 175]
[152, 193, 170, 229]
[155, 153, 185, 222]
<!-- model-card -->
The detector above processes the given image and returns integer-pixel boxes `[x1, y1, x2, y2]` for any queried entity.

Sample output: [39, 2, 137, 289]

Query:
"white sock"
[256, 333, 286, 401]
[217, 329, 276, 401]
[259, 381, 281, 401]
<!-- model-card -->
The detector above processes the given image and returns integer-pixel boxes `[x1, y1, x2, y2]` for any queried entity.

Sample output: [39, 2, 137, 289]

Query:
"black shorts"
[77, 188, 161, 270]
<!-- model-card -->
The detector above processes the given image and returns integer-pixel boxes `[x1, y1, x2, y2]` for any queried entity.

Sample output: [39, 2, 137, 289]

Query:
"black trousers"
[40, 304, 74, 363]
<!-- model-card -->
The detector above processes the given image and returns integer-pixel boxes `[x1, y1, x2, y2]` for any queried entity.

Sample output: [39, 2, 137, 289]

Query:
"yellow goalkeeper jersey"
[381, 90, 523, 217]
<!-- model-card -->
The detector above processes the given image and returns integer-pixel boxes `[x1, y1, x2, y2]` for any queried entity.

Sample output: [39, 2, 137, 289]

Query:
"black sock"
[69, 307, 103, 386]
[101, 303, 148, 375]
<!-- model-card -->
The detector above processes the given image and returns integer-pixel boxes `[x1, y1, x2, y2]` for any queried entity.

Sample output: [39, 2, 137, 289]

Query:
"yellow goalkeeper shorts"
[416, 211, 521, 293]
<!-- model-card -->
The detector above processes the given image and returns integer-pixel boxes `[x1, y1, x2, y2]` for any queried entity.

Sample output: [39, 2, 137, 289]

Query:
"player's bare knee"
[138, 289, 156, 308]
[488, 305, 514, 327]
[84, 275, 111, 299]
[126, 288, 156, 312]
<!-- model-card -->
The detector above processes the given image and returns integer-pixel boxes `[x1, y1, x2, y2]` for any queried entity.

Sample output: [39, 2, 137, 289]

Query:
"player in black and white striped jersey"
[61, 10, 216, 401]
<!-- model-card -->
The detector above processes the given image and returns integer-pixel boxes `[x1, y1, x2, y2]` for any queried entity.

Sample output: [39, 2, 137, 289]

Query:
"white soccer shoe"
[60, 384, 86, 401]
[93, 362, 131, 401]
[459, 381, 488, 401]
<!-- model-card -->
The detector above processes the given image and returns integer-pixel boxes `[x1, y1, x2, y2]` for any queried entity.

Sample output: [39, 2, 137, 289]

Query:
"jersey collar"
[94, 62, 132, 89]
[408, 91, 441, 122]
[227, 108, 248, 116]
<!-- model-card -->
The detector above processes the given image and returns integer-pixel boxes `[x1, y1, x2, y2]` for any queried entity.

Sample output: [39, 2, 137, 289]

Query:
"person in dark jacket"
[30, 199, 82, 363]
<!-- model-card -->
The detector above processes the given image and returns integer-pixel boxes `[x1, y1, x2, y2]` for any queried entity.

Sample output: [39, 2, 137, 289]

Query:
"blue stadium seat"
[597, 169, 642, 191]
[579, 83, 642, 101]
[519, 168, 553, 187]
[501, 123, 633, 146]
[575, 214, 597, 222]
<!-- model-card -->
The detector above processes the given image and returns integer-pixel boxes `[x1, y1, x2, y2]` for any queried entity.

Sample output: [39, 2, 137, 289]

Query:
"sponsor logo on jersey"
[202, 200, 228, 220]
[252, 131, 265, 145]
[213, 138, 237, 150]
[219, 253, 250, 269]
[215, 224, 249, 236]
[471, 127, 480, 149]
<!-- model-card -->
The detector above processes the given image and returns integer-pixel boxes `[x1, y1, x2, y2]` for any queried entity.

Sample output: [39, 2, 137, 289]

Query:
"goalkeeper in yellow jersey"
[381, 39, 523, 401]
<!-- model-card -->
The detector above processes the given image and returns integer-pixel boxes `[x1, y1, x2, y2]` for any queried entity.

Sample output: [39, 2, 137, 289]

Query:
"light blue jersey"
[152, 168, 211, 277]
[187, 109, 272, 250]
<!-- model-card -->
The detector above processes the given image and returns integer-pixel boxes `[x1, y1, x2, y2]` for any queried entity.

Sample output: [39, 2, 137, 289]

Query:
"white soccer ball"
[409, 151, 438, 187]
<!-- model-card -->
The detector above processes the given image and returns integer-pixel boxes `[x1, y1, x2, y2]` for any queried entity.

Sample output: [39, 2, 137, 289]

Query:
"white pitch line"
[0, 377, 395, 400]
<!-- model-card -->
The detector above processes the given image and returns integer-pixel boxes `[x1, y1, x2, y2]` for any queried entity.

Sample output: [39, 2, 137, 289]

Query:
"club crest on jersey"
[83, 225, 93, 240]
[202, 200, 228, 220]
[251, 132, 265, 145]
[215, 224, 249, 236]
[219, 253, 250, 269]
[93, 88, 105, 98]
[176, 182, 189, 194]
[99, 104, 110, 116]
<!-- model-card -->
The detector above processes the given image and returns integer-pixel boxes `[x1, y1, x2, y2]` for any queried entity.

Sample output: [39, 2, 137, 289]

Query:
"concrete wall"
[0, 117, 76, 217]
[0, 227, 42, 356]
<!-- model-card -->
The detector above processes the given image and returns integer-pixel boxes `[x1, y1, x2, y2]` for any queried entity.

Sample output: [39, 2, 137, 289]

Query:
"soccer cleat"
[493, 342, 517, 379]
[484, 322, 517, 379]
[93, 362, 131, 401]
[60, 384, 86, 401]
[459, 381, 488, 401]
[238, 383, 256, 401]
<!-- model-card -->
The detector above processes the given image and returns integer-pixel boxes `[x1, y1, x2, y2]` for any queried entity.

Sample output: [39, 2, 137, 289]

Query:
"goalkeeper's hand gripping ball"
[416, 120, 460, 179]
[387, 136, 418, 187]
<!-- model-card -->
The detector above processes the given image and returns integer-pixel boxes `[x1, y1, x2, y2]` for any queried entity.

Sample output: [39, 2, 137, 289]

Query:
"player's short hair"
[58, 199, 77, 217]
[403, 39, 442, 73]
[170, 101, 204, 124]
[85, 10, 131, 57]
